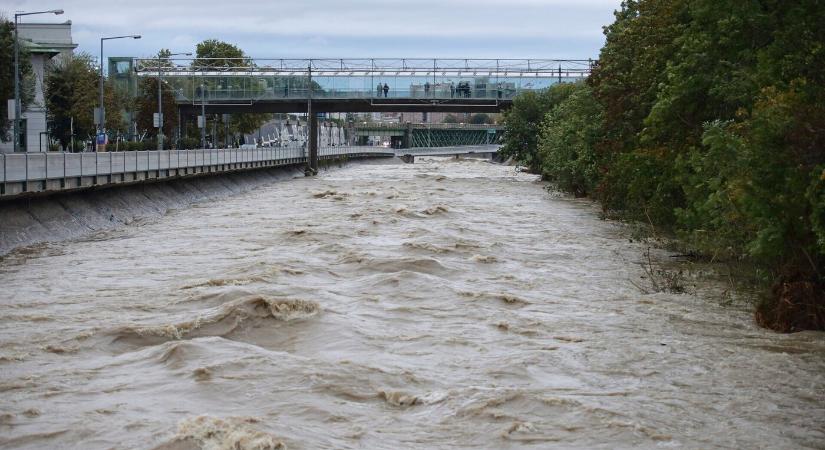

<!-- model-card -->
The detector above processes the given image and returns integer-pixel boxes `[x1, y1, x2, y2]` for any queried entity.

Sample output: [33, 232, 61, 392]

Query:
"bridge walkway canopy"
[127, 58, 594, 103]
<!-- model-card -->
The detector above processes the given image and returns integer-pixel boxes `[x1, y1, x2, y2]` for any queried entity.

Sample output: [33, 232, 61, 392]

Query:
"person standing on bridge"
[450, 82, 455, 98]
[424, 81, 430, 97]
[377, 83, 382, 97]
[383, 83, 389, 98]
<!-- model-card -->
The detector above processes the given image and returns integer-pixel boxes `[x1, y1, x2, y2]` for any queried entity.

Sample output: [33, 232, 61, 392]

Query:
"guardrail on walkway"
[0, 146, 393, 199]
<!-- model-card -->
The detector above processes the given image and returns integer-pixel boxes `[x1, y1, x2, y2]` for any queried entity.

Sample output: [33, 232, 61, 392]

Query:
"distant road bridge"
[355, 123, 503, 148]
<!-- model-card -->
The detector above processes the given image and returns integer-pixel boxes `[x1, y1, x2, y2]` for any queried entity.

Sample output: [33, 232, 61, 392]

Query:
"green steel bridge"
[354, 123, 503, 148]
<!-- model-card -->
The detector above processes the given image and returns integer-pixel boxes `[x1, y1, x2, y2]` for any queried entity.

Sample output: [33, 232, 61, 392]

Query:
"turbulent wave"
[154, 416, 286, 450]
[338, 254, 452, 276]
[103, 296, 320, 349]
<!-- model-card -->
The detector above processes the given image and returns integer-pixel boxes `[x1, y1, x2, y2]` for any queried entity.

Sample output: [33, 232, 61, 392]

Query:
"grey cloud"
[6, 0, 621, 58]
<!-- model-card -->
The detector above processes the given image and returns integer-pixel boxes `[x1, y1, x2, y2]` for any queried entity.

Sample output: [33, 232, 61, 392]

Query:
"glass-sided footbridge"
[121, 58, 594, 112]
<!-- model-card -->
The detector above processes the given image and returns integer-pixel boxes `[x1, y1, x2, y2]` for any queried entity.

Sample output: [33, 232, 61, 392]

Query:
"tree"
[469, 113, 493, 125]
[0, 16, 33, 141]
[442, 114, 459, 124]
[538, 83, 604, 197]
[132, 49, 180, 147]
[188, 39, 270, 145]
[499, 83, 578, 172]
[45, 53, 98, 150]
[587, 0, 691, 223]
[104, 78, 130, 135]
[134, 77, 177, 147]
[193, 39, 248, 68]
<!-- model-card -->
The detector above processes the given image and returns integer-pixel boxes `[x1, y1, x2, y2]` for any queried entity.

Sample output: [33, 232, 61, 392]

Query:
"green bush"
[178, 137, 200, 150]
[538, 84, 603, 197]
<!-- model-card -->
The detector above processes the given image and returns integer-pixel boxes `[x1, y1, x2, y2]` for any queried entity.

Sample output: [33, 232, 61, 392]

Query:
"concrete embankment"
[0, 158, 396, 256]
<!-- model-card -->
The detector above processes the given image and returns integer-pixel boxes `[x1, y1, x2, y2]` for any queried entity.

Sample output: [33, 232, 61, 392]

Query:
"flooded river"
[1, 158, 823, 449]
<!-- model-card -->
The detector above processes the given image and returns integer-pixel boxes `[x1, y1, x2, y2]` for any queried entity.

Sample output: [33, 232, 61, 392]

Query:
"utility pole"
[200, 83, 206, 149]
[98, 34, 141, 151]
[157, 51, 191, 150]
[307, 62, 318, 175]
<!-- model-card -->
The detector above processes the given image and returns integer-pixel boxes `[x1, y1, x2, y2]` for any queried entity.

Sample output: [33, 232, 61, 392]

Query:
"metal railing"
[134, 58, 595, 75]
[0, 146, 392, 186]
[129, 58, 593, 104]
[168, 86, 540, 103]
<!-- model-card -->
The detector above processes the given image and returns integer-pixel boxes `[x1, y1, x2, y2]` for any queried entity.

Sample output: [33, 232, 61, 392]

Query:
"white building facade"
[1, 21, 76, 153]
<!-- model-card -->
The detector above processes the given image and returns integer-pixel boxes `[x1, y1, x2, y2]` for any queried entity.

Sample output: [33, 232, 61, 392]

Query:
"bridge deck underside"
[178, 98, 512, 114]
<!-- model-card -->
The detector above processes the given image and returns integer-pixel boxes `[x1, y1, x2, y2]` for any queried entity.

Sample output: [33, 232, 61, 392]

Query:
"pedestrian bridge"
[125, 58, 594, 113]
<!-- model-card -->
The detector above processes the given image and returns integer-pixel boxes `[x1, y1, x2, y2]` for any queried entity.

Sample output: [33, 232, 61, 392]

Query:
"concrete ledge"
[1, 149, 393, 201]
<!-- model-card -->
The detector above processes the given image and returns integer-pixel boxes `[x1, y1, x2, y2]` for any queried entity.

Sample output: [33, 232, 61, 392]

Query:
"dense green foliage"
[537, 84, 604, 197]
[0, 16, 33, 140]
[44, 53, 127, 150]
[502, 0, 825, 331]
[499, 84, 579, 172]
[134, 77, 178, 148]
[45, 53, 99, 149]
[469, 113, 494, 125]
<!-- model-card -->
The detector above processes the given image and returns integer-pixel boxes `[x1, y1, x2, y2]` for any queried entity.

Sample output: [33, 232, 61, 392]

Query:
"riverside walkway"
[0, 146, 393, 199]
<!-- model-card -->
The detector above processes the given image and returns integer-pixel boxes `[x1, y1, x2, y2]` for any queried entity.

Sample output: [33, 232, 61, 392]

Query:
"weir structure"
[125, 58, 593, 173]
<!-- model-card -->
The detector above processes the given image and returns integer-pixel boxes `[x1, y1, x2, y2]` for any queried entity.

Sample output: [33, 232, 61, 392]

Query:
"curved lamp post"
[98, 34, 140, 151]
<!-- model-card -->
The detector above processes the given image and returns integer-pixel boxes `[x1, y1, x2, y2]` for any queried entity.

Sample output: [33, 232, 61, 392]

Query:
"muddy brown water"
[1, 158, 823, 449]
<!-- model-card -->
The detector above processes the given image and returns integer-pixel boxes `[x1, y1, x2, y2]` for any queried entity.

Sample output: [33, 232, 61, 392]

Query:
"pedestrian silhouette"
[383, 83, 389, 98]
[377, 83, 382, 97]
[450, 82, 455, 98]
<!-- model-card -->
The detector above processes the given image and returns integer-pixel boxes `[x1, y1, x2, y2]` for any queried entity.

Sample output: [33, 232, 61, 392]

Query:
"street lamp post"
[200, 83, 206, 149]
[98, 34, 140, 151]
[157, 52, 191, 150]
[13, 9, 63, 153]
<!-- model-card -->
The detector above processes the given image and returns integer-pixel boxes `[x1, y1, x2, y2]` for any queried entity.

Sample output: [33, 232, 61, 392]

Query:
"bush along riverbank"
[500, 0, 824, 332]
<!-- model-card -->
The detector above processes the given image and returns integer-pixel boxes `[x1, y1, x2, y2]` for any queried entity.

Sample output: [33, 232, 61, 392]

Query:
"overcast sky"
[6, 0, 621, 61]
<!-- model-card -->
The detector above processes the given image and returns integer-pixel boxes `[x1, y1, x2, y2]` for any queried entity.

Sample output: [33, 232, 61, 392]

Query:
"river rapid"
[1, 157, 823, 449]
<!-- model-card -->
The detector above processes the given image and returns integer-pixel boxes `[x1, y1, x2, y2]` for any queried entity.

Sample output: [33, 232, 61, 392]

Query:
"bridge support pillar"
[308, 114, 318, 175]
